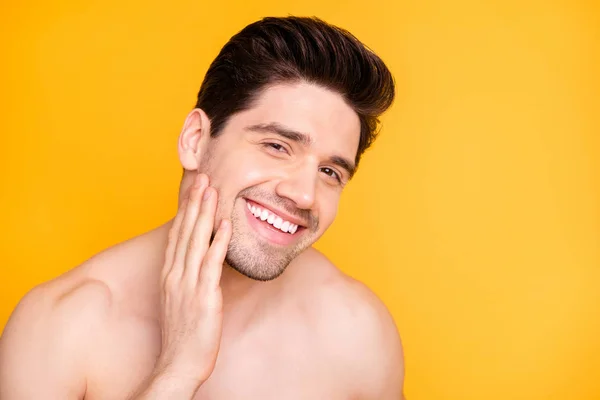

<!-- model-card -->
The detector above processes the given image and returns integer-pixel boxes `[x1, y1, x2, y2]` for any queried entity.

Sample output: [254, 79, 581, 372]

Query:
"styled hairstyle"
[195, 16, 395, 168]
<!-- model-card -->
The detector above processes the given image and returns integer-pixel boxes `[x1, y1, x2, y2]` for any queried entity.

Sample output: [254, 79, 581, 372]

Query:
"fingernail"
[203, 187, 212, 201]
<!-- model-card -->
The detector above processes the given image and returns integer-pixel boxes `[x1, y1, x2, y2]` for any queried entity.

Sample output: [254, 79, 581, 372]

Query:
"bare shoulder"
[0, 275, 114, 398]
[292, 248, 405, 399]
[0, 224, 166, 398]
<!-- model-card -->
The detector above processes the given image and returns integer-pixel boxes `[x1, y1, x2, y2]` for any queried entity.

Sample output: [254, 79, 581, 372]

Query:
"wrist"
[129, 367, 205, 400]
[156, 366, 206, 388]
[155, 360, 211, 388]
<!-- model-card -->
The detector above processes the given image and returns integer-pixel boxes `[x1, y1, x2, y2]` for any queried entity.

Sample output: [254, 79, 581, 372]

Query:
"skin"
[0, 82, 405, 399]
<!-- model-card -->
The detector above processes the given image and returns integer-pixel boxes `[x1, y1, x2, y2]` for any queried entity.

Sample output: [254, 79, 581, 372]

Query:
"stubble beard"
[223, 205, 308, 281]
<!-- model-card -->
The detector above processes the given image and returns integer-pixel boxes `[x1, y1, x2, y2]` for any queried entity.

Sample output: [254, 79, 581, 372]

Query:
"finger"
[160, 191, 189, 283]
[198, 219, 232, 290]
[169, 174, 208, 282]
[183, 186, 218, 284]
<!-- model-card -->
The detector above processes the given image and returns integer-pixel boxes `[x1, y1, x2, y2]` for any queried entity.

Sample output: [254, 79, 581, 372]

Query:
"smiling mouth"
[245, 200, 304, 234]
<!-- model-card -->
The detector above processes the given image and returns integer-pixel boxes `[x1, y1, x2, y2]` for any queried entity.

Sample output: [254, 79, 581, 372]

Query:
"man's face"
[198, 82, 360, 281]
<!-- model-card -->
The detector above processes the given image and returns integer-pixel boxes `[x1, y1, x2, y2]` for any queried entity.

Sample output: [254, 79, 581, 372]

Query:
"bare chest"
[194, 338, 341, 400]
[85, 318, 346, 400]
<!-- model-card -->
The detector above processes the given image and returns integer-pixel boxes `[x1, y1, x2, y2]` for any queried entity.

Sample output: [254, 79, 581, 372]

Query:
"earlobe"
[178, 108, 211, 171]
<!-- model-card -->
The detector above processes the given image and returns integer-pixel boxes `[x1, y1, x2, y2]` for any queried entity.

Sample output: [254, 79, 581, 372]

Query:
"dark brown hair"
[195, 16, 395, 169]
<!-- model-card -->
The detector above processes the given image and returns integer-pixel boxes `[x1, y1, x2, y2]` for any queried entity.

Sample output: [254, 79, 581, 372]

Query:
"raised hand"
[130, 173, 232, 399]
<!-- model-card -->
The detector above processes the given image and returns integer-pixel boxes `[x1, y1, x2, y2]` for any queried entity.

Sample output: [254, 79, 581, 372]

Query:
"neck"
[156, 218, 268, 312]
[220, 261, 266, 312]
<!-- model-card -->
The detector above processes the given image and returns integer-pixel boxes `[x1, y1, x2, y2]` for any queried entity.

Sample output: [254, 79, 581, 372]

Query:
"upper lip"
[244, 198, 308, 228]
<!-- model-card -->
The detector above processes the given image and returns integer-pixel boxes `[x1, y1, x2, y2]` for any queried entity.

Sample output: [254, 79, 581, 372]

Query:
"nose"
[275, 163, 317, 210]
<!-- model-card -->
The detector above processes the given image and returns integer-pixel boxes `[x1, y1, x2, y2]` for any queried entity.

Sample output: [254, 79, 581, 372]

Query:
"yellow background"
[1, 0, 599, 399]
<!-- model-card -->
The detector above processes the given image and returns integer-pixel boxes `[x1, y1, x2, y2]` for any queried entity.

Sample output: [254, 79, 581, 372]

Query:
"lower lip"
[244, 200, 302, 246]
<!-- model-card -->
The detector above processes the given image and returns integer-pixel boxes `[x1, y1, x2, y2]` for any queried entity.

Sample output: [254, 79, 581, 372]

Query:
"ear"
[178, 108, 212, 171]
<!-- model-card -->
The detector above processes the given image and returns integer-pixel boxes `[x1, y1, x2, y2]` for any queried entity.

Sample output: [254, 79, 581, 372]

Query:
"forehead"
[230, 82, 361, 157]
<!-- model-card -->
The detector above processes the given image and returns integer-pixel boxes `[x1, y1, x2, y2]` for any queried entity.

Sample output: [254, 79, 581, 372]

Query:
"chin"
[224, 245, 295, 281]
[222, 195, 317, 281]
[225, 256, 288, 282]
[225, 231, 304, 281]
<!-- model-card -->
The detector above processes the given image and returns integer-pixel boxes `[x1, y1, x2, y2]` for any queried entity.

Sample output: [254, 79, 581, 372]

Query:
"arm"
[0, 281, 109, 399]
[359, 301, 405, 400]
[127, 173, 231, 399]
[125, 370, 202, 399]
[328, 280, 405, 400]
[1, 174, 229, 400]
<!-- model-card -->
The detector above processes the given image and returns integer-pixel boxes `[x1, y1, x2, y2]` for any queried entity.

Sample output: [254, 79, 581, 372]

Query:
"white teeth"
[246, 201, 301, 234]
[260, 209, 269, 221]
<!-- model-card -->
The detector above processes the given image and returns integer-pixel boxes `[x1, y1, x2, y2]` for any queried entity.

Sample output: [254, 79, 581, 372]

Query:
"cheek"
[232, 154, 286, 191]
[241, 167, 267, 183]
[316, 189, 341, 231]
[218, 147, 278, 181]
[209, 156, 278, 216]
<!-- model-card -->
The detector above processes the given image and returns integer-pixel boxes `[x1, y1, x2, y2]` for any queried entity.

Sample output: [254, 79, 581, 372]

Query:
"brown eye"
[320, 167, 341, 183]
[262, 142, 289, 154]
[267, 143, 286, 152]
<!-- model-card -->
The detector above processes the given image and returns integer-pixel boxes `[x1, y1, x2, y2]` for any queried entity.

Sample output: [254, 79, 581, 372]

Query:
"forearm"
[127, 369, 204, 400]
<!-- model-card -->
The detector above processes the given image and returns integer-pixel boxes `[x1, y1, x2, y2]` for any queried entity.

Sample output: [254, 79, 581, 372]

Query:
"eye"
[263, 142, 289, 154]
[320, 167, 342, 183]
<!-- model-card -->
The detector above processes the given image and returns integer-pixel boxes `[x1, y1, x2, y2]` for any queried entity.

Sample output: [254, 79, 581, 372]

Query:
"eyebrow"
[245, 122, 357, 179]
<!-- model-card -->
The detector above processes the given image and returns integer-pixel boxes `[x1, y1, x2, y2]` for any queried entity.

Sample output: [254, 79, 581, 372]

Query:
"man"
[0, 16, 404, 399]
